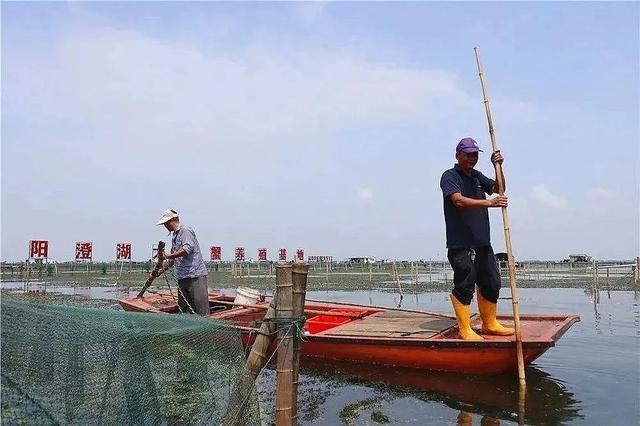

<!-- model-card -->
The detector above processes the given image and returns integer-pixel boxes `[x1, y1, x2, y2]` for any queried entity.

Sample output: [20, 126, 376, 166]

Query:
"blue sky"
[2, 2, 638, 262]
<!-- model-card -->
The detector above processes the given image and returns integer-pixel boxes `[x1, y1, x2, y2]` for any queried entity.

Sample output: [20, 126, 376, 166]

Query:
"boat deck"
[319, 310, 460, 339]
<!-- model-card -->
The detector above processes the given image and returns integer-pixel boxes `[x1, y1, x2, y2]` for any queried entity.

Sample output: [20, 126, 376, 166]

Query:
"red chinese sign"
[258, 248, 267, 261]
[235, 247, 245, 262]
[296, 249, 304, 261]
[116, 243, 132, 260]
[75, 242, 93, 261]
[29, 240, 49, 259]
[278, 248, 287, 261]
[211, 246, 222, 261]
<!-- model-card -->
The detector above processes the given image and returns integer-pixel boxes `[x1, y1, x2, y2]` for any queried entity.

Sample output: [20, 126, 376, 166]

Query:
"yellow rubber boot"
[477, 291, 515, 336]
[450, 295, 483, 340]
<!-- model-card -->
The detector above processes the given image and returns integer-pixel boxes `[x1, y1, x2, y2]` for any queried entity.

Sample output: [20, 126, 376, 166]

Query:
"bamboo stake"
[392, 261, 403, 307]
[223, 300, 278, 426]
[275, 264, 294, 425]
[291, 263, 309, 424]
[474, 47, 526, 387]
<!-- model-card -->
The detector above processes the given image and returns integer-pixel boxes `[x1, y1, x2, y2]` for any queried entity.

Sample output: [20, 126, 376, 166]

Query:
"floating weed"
[339, 396, 385, 425]
[371, 410, 390, 423]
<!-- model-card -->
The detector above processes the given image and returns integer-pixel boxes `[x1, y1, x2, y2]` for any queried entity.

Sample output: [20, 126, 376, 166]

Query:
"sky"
[1, 2, 638, 262]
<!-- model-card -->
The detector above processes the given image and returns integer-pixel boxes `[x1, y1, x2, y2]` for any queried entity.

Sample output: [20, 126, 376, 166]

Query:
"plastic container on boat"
[234, 287, 262, 305]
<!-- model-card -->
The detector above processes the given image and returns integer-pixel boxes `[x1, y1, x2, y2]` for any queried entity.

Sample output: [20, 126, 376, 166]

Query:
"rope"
[227, 323, 297, 426]
[163, 268, 196, 314]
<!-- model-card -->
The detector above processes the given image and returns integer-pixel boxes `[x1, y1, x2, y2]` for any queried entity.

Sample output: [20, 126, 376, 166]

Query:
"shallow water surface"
[3, 282, 638, 424]
[255, 288, 639, 425]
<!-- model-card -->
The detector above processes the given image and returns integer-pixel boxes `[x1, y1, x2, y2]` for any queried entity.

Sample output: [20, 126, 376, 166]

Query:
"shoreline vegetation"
[2, 260, 637, 292]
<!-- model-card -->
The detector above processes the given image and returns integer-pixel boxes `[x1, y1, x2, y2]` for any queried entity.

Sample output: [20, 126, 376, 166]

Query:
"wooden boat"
[119, 291, 579, 374]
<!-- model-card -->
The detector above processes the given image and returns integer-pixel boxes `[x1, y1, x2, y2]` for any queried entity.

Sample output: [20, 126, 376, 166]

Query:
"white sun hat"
[156, 209, 179, 225]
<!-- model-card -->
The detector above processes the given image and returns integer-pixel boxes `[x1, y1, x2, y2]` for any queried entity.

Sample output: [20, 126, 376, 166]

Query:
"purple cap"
[456, 137, 483, 153]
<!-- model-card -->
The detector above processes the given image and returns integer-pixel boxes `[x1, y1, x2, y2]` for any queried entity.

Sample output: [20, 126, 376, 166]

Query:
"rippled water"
[3, 282, 639, 424]
[256, 288, 639, 425]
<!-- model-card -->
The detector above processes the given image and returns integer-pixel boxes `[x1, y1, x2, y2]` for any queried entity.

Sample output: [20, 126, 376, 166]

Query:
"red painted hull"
[119, 292, 579, 374]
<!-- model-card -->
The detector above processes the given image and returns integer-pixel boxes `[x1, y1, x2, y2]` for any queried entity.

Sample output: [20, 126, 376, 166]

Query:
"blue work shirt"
[440, 164, 496, 249]
[169, 224, 208, 280]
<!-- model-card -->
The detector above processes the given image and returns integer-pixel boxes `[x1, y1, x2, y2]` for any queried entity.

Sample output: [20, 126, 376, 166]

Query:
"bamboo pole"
[291, 263, 309, 424]
[288, 297, 456, 319]
[136, 241, 165, 298]
[275, 264, 294, 425]
[223, 300, 278, 426]
[211, 300, 365, 319]
[474, 47, 526, 387]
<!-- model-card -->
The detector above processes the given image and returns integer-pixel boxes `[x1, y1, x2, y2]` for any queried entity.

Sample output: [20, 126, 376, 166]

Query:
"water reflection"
[301, 357, 582, 424]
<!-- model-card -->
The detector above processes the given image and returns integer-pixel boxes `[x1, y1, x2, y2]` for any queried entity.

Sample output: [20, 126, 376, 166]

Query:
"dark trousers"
[177, 275, 209, 315]
[447, 246, 501, 305]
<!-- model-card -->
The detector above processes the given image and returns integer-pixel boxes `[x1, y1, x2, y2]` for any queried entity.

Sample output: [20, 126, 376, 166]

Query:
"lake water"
[3, 282, 638, 425]
[257, 287, 639, 425]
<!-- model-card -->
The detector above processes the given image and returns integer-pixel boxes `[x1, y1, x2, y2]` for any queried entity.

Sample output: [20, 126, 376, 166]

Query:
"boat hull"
[119, 292, 579, 374]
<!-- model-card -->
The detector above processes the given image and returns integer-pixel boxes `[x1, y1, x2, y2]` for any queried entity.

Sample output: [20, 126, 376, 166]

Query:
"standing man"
[152, 209, 209, 315]
[440, 138, 514, 340]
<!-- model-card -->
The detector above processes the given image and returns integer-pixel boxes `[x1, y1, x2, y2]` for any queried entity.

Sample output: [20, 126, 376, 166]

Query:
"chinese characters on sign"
[75, 242, 93, 262]
[211, 246, 222, 261]
[116, 243, 132, 261]
[258, 248, 267, 261]
[278, 248, 287, 261]
[308, 255, 332, 263]
[296, 249, 304, 261]
[29, 240, 49, 259]
[235, 247, 245, 262]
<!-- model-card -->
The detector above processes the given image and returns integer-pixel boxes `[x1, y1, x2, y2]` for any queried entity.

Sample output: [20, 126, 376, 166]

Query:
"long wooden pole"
[291, 263, 309, 425]
[474, 47, 526, 387]
[136, 241, 165, 298]
[275, 264, 294, 425]
[212, 299, 365, 319]
[223, 301, 277, 426]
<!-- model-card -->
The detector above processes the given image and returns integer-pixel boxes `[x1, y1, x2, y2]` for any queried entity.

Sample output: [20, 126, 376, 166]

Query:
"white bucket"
[234, 287, 263, 306]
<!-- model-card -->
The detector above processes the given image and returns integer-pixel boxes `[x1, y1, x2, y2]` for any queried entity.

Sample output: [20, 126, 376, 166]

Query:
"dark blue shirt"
[440, 164, 495, 249]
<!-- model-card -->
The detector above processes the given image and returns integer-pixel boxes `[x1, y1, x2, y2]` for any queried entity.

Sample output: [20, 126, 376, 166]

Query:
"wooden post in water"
[634, 257, 640, 284]
[224, 299, 279, 426]
[275, 264, 294, 425]
[291, 263, 308, 424]
[392, 261, 403, 306]
[474, 47, 526, 387]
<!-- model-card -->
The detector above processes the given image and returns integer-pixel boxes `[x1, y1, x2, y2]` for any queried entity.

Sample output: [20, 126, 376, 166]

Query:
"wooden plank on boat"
[322, 311, 458, 338]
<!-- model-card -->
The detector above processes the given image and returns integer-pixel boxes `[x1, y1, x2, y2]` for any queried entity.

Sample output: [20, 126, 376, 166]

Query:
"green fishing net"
[1, 299, 260, 425]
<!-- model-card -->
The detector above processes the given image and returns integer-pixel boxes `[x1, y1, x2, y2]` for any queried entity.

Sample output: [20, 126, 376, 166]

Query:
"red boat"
[119, 291, 579, 374]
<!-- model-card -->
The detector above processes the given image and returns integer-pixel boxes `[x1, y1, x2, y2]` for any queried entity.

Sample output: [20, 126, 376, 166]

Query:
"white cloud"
[532, 184, 568, 209]
[5, 28, 477, 148]
[355, 186, 374, 202]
